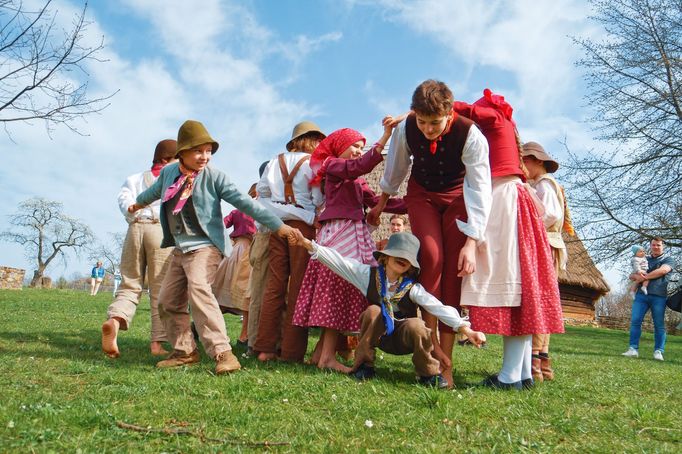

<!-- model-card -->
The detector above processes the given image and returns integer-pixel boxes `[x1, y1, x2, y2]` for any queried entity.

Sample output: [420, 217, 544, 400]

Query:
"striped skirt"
[293, 219, 375, 332]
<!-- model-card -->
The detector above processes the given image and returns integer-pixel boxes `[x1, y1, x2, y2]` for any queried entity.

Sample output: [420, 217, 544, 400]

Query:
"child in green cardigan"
[131, 120, 299, 375]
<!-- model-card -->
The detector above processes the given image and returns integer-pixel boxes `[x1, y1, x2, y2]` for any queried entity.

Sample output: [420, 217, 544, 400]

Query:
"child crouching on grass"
[292, 231, 486, 388]
[130, 120, 299, 375]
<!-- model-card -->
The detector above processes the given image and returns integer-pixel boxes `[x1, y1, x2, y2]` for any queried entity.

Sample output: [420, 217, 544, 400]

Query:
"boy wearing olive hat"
[292, 231, 486, 388]
[102, 139, 177, 359]
[131, 120, 300, 375]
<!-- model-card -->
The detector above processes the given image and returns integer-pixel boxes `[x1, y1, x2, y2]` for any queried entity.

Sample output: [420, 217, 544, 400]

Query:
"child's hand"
[431, 344, 452, 371]
[460, 327, 486, 348]
[384, 111, 410, 128]
[276, 224, 299, 245]
[457, 237, 477, 276]
[128, 203, 141, 213]
[291, 230, 313, 251]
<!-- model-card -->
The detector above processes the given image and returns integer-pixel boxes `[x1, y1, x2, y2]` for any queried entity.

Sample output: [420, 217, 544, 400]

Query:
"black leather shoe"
[521, 378, 535, 390]
[418, 374, 449, 389]
[479, 374, 522, 390]
[351, 363, 376, 381]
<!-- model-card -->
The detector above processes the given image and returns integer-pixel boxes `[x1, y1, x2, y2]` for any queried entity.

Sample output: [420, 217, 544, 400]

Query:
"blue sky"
[1, 0, 621, 285]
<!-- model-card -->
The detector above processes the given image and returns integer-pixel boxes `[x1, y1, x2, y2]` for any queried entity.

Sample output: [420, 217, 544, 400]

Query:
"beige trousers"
[158, 246, 229, 358]
[246, 231, 271, 348]
[353, 305, 441, 377]
[106, 222, 171, 342]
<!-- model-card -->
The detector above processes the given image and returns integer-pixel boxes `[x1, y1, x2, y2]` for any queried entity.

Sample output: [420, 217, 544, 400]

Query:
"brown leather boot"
[531, 354, 544, 382]
[156, 349, 200, 368]
[540, 354, 554, 381]
[215, 350, 241, 375]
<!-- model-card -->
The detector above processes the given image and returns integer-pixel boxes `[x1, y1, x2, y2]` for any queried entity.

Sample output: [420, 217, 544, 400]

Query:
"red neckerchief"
[429, 110, 458, 154]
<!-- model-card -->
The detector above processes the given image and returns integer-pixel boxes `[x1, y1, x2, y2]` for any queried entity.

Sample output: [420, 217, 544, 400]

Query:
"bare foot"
[257, 352, 277, 362]
[337, 349, 354, 362]
[150, 341, 169, 356]
[442, 366, 455, 389]
[102, 319, 120, 358]
[317, 358, 352, 374]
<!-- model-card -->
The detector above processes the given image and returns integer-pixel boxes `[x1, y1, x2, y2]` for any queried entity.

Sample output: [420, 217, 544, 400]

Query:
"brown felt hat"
[153, 139, 177, 163]
[522, 141, 559, 173]
[176, 120, 219, 157]
[286, 121, 325, 151]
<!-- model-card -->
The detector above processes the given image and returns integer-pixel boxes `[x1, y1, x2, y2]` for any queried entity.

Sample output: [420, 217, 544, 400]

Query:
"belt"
[134, 218, 159, 224]
[272, 200, 305, 210]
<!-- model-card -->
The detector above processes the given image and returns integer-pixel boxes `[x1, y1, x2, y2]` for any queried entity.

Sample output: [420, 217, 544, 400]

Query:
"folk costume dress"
[293, 129, 406, 333]
[380, 112, 492, 334]
[212, 209, 256, 314]
[452, 90, 564, 337]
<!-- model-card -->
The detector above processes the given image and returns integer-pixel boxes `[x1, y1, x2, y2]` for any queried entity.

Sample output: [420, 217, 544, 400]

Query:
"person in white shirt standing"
[253, 121, 325, 363]
[101, 139, 177, 358]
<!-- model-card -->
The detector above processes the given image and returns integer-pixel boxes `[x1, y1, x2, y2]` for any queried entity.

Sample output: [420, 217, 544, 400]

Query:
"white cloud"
[0, 0, 340, 277]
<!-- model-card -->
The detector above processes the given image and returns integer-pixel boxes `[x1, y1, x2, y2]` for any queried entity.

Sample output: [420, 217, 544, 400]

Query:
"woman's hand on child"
[457, 237, 477, 276]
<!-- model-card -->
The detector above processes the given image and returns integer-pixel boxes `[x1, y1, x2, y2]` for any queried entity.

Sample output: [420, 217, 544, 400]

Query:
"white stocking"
[499, 335, 532, 383]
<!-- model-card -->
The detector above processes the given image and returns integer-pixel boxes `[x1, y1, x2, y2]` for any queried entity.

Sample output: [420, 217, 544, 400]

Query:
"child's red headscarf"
[473, 88, 515, 126]
[309, 128, 366, 186]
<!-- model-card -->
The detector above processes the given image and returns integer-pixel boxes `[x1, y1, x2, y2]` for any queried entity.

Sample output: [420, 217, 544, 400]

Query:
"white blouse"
[118, 171, 161, 224]
[379, 122, 492, 242]
[256, 151, 324, 225]
[533, 179, 563, 229]
[309, 242, 471, 331]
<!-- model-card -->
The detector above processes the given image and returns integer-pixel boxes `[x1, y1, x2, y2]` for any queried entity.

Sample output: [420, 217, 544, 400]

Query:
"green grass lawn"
[0, 289, 680, 453]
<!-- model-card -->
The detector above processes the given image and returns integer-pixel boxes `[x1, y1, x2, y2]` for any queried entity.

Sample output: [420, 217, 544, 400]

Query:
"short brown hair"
[651, 237, 665, 244]
[377, 255, 420, 280]
[411, 80, 453, 117]
[390, 214, 408, 225]
[289, 132, 324, 154]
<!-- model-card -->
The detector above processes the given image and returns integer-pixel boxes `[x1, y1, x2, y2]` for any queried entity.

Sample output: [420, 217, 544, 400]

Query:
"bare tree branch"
[0, 0, 117, 135]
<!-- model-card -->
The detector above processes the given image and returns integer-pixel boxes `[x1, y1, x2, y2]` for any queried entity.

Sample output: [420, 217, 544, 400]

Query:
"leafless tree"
[565, 0, 681, 265]
[88, 231, 124, 276]
[0, 197, 94, 287]
[0, 0, 116, 135]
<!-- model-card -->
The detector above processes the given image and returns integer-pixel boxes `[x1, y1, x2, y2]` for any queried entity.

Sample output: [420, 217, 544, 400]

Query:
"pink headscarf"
[309, 128, 366, 186]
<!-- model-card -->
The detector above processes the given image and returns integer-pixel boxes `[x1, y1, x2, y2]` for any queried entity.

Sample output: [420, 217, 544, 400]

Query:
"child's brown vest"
[366, 267, 416, 319]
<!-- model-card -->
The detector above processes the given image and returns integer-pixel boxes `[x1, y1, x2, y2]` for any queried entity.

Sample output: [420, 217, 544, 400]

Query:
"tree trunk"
[29, 269, 44, 288]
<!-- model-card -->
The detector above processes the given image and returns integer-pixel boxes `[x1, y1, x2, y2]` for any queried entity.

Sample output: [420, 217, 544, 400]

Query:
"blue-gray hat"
[373, 232, 420, 270]
[631, 245, 645, 255]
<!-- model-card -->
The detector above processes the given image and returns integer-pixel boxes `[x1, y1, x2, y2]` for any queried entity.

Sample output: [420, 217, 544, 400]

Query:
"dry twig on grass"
[116, 421, 290, 447]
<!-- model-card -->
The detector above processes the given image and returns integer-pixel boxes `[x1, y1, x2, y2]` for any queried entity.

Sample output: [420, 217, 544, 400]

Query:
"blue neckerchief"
[377, 265, 414, 336]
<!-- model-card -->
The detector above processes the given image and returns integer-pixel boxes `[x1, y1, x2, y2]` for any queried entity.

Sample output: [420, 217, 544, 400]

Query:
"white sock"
[521, 335, 532, 380]
[499, 336, 530, 383]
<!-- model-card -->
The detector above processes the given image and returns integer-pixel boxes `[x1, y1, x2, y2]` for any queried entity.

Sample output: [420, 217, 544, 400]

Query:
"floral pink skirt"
[293, 219, 375, 332]
[467, 185, 564, 336]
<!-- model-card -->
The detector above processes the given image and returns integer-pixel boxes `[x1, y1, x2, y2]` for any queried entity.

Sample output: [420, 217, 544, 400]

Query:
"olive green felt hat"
[176, 120, 219, 157]
[286, 121, 325, 151]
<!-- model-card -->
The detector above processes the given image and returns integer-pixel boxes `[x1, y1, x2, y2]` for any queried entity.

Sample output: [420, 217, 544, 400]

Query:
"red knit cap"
[309, 128, 366, 186]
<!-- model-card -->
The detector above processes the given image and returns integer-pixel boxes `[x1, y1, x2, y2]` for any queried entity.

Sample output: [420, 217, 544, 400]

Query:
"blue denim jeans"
[628, 292, 667, 352]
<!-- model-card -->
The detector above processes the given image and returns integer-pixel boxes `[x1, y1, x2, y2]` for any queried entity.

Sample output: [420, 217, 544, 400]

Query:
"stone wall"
[0, 266, 26, 290]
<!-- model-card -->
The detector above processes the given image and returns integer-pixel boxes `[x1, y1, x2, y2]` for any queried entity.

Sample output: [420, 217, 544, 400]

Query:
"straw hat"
[522, 141, 559, 173]
[286, 121, 325, 151]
